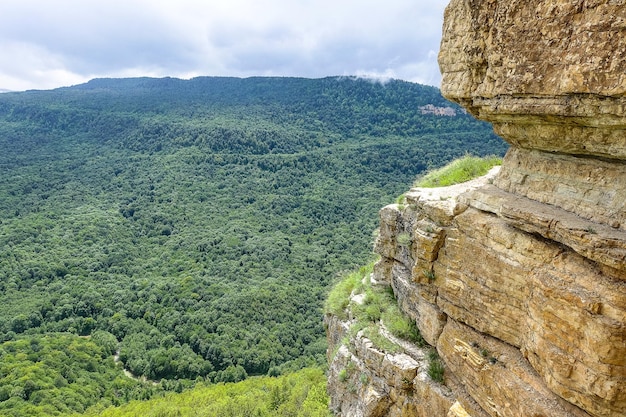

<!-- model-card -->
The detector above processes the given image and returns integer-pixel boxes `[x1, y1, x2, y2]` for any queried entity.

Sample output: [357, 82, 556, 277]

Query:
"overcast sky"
[0, 0, 450, 92]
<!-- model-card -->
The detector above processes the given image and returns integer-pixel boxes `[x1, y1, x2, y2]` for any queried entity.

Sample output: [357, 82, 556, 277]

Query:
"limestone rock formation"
[326, 1, 626, 416]
[439, 0, 626, 159]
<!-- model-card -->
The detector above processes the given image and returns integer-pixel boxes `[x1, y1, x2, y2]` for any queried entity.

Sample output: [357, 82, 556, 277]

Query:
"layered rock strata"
[326, 0, 626, 416]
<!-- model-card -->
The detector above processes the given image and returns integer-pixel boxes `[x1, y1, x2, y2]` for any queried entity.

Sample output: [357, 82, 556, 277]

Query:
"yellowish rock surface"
[326, 0, 626, 416]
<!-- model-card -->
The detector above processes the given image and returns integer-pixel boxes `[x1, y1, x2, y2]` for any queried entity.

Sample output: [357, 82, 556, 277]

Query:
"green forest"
[0, 76, 507, 415]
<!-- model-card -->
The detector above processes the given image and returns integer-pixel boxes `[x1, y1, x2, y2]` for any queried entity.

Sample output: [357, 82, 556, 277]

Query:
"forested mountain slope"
[0, 76, 507, 415]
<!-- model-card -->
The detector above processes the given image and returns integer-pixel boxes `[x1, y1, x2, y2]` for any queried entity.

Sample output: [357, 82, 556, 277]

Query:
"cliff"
[326, 1, 626, 416]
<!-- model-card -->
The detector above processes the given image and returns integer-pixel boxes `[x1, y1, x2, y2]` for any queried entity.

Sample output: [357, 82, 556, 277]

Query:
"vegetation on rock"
[325, 261, 424, 353]
[414, 154, 501, 187]
[426, 349, 445, 383]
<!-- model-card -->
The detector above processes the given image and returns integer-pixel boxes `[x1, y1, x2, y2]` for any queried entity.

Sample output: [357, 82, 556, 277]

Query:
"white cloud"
[0, 40, 90, 91]
[0, 0, 450, 91]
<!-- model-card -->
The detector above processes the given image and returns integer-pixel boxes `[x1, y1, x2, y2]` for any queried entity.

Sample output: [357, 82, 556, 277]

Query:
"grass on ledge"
[414, 154, 502, 188]
[325, 260, 424, 352]
[324, 263, 371, 319]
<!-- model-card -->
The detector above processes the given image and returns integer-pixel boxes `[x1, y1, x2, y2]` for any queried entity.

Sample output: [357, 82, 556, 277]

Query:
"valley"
[0, 76, 507, 415]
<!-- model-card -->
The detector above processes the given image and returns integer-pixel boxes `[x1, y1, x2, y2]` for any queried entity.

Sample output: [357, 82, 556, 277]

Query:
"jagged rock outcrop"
[326, 1, 626, 416]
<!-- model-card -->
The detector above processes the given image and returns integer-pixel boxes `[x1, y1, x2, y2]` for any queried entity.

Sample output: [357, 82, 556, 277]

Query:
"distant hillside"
[1, 76, 498, 155]
[0, 76, 507, 415]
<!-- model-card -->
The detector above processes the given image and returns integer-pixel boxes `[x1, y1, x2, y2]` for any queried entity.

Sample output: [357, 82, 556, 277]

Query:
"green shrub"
[422, 269, 435, 282]
[427, 350, 445, 383]
[382, 304, 425, 346]
[363, 325, 401, 353]
[338, 369, 348, 383]
[396, 232, 412, 247]
[359, 373, 368, 385]
[364, 304, 382, 321]
[348, 319, 368, 339]
[324, 263, 372, 318]
[415, 154, 502, 188]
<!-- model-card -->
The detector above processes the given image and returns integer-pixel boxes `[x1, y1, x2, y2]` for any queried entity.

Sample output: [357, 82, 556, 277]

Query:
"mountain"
[0, 76, 507, 415]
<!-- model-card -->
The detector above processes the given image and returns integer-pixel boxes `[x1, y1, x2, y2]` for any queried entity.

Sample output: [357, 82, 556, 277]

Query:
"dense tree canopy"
[0, 333, 162, 416]
[0, 76, 507, 414]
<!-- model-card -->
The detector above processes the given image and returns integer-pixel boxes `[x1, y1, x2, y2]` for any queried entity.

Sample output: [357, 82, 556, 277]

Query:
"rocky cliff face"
[326, 1, 626, 416]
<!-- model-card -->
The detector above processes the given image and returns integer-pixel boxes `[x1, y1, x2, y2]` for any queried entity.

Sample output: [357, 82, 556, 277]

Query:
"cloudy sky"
[0, 0, 450, 92]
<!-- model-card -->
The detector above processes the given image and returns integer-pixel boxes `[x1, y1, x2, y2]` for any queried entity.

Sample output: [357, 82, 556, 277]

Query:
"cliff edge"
[326, 1, 626, 416]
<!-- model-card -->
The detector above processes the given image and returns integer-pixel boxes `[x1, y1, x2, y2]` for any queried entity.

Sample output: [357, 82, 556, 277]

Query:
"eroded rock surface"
[326, 1, 626, 416]
[440, 0, 626, 159]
